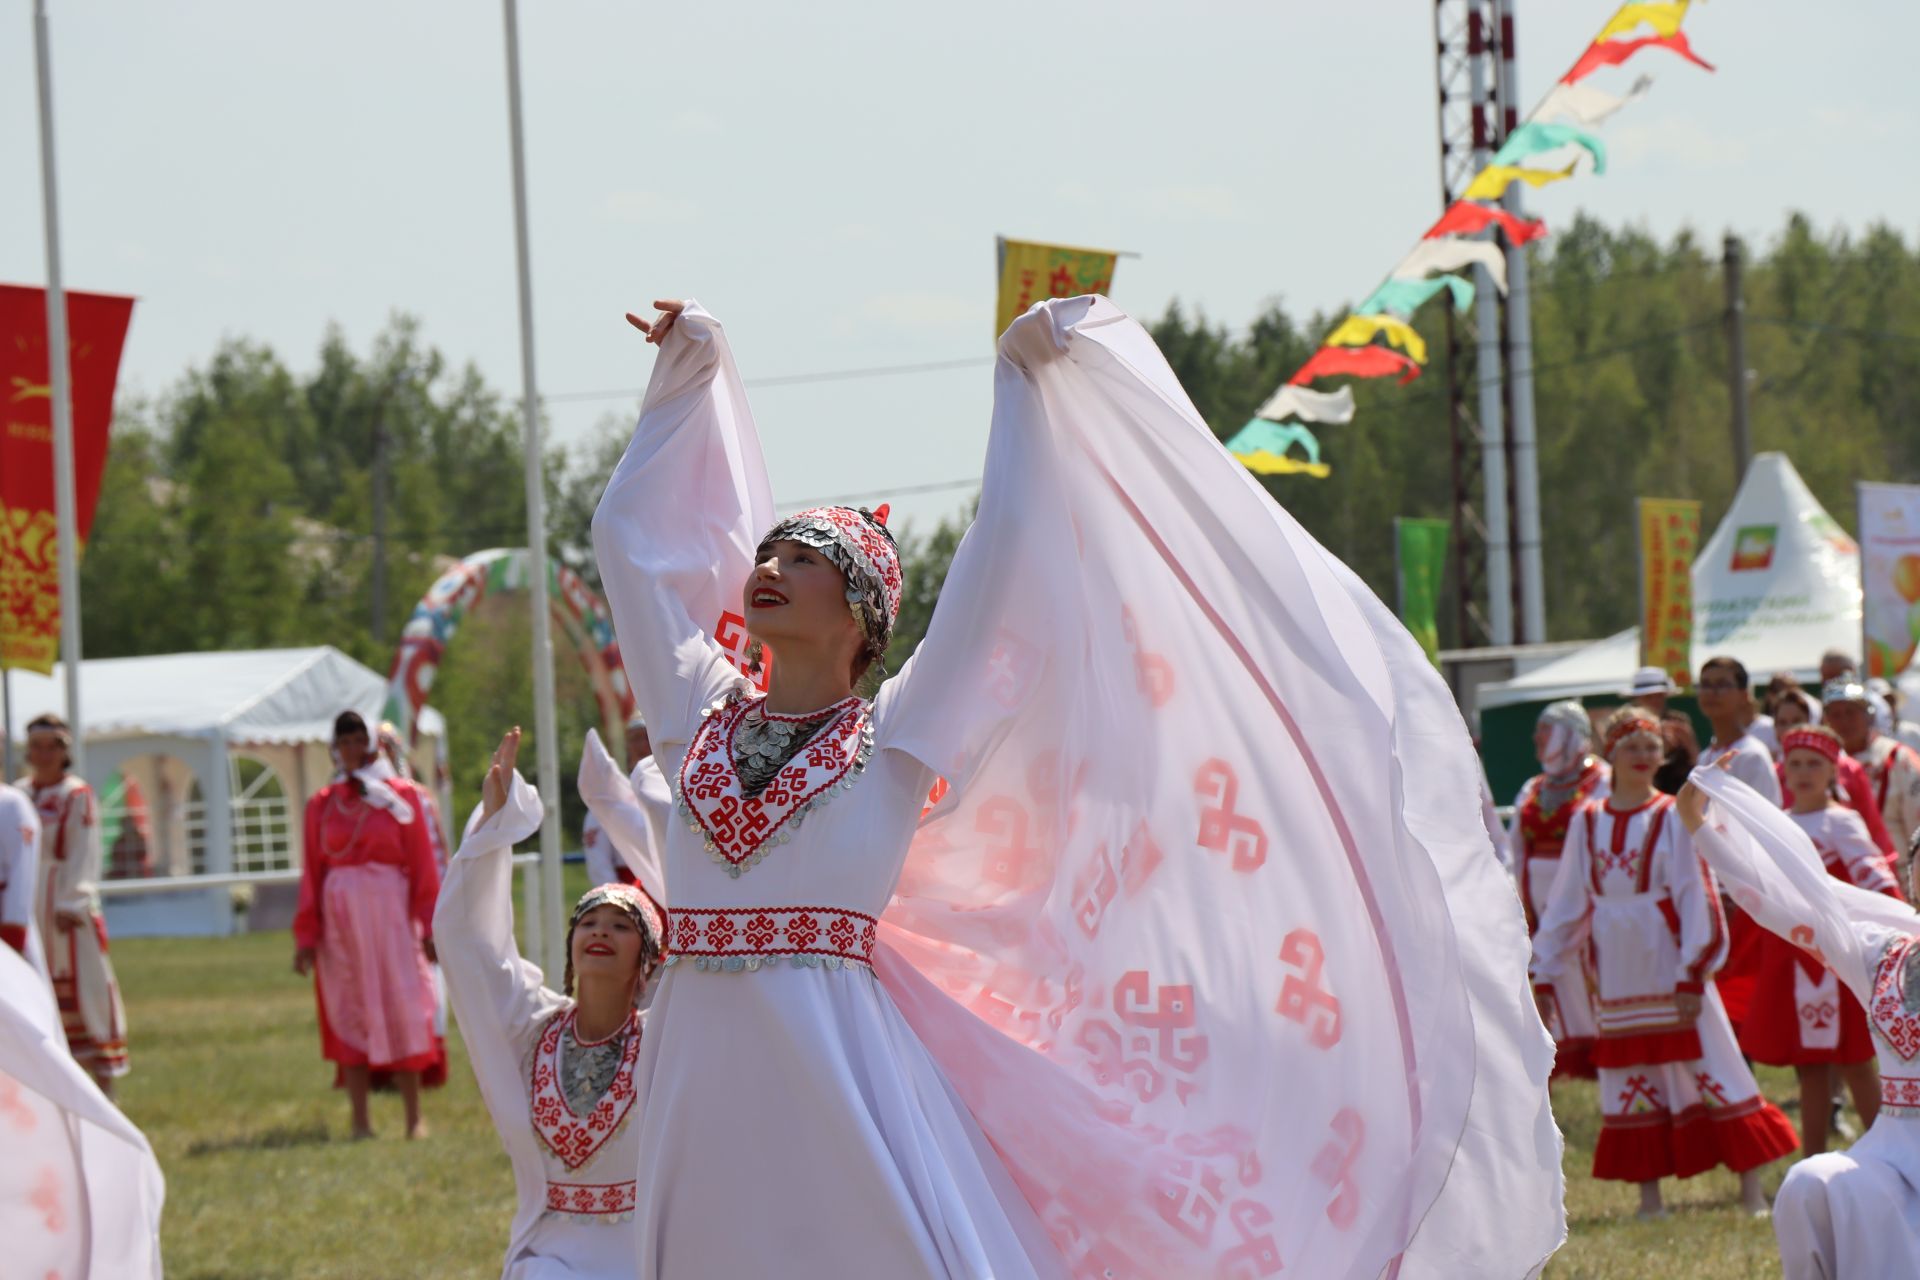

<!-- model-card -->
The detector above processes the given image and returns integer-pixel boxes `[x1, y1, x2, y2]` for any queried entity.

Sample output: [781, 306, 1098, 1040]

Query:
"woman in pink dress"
[293, 710, 444, 1138]
[587, 296, 1564, 1278]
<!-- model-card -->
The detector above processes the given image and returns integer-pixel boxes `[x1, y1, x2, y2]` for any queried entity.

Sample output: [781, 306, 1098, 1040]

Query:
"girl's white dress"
[436, 782, 646, 1280]
[1693, 769, 1920, 1279]
[590, 296, 1564, 1278]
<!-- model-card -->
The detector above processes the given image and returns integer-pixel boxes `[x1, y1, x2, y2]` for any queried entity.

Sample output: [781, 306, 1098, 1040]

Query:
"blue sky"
[3, 1, 1913, 532]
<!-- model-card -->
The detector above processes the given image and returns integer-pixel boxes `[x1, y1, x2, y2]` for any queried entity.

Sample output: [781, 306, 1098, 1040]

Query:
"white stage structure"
[4, 647, 446, 937]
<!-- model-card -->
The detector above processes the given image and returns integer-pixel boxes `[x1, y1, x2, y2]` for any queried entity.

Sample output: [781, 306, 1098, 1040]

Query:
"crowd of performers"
[10, 294, 1920, 1278]
[1508, 655, 1920, 1272]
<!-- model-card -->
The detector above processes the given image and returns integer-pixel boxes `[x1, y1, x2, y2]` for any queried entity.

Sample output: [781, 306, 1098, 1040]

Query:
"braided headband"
[1780, 728, 1841, 763]
[27, 723, 72, 746]
[1602, 711, 1662, 759]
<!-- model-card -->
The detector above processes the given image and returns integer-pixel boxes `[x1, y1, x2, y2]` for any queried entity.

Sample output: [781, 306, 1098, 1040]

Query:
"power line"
[544, 355, 994, 405]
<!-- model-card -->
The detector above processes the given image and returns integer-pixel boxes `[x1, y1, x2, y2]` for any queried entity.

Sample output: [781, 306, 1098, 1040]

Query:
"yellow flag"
[1462, 161, 1578, 201]
[1637, 497, 1702, 689]
[995, 237, 1119, 337]
[1324, 313, 1428, 366]
[1596, 1, 1688, 43]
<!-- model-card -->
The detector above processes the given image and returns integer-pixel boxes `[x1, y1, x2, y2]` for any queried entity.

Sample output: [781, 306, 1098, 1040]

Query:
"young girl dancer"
[1530, 707, 1796, 1217]
[436, 728, 665, 1279]
[1742, 726, 1901, 1154]
[586, 295, 1563, 1277]
[1682, 767, 1920, 1278]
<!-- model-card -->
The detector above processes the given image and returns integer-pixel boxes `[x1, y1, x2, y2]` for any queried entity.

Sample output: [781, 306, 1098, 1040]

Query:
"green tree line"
[73, 213, 1920, 811]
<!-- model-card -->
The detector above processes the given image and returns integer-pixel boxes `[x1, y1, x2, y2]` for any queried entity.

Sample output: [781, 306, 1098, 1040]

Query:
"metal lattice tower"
[1432, 0, 1516, 648]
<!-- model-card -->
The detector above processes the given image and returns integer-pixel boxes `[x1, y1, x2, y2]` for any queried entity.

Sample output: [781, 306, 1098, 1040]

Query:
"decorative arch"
[383, 548, 633, 749]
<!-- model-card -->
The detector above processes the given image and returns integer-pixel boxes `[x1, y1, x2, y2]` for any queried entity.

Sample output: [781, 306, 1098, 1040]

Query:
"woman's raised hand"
[481, 727, 522, 821]
[625, 299, 686, 346]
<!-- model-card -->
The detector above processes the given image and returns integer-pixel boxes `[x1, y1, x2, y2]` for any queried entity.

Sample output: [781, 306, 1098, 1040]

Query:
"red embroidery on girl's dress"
[1519, 763, 1605, 856]
[1586, 797, 1671, 893]
[545, 1179, 638, 1217]
[1872, 937, 1920, 1061]
[528, 1010, 642, 1170]
[678, 694, 868, 873]
[665, 905, 878, 968]
[1882, 1075, 1920, 1115]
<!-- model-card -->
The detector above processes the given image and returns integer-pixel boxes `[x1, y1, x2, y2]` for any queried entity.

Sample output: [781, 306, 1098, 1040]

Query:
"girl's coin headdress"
[755, 504, 902, 658]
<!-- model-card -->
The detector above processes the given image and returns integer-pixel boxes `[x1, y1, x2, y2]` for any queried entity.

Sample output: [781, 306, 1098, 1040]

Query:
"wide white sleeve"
[432, 772, 567, 1069]
[1528, 806, 1593, 986]
[1664, 818, 1727, 991]
[1829, 809, 1900, 896]
[50, 784, 102, 915]
[590, 301, 777, 751]
[0, 790, 38, 931]
[577, 729, 667, 909]
[1691, 767, 1920, 1002]
[865, 297, 1560, 1277]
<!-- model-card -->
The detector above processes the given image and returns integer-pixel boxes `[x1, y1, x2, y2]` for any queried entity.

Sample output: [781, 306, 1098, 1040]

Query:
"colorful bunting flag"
[1254, 383, 1355, 426]
[1225, 419, 1330, 479]
[1392, 239, 1508, 294]
[1324, 313, 1429, 366]
[1289, 345, 1421, 386]
[1595, 1, 1689, 43]
[1424, 201, 1548, 245]
[1563, 31, 1713, 84]
[1358, 275, 1475, 318]
[1462, 161, 1577, 201]
[1494, 121, 1608, 176]
[1534, 74, 1653, 127]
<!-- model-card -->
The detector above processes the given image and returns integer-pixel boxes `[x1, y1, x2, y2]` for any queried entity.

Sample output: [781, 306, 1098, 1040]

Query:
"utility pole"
[1494, 0, 1546, 644]
[1723, 234, 1753, 478]
[370, 385, 391, 647]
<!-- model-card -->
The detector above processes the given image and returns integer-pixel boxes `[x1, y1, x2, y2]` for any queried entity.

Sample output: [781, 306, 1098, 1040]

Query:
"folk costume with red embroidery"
[1687, 768, 1920, 1279]
[22, 718, 130, 1085]
[589, 297, 1561, 1279]
[1530, 710, 1796, 1187]
[1826, 677, 1920, 887]
[1507, 699, 1610, 1080]
[294, 740, 446, 1092]
[436, 769, 664, 1280]
[1743, 729, 1903, 1071]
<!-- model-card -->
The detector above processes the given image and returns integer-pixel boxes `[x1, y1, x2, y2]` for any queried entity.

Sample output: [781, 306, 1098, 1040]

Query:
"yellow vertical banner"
[1638, 497, 1701, 689]
[995, 237, 1118, 337]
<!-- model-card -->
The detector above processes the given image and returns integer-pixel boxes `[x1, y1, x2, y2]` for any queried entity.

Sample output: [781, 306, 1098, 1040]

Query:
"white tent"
[4, 647, 446, 936]
[1479, 454, 1862, 709]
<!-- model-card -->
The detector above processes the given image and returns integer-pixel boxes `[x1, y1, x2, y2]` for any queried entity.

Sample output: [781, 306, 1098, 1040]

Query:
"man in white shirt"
[1867, 677, 1920, 756]
[1696, 655, 1782, 805]
[1825, 678, 1920, 885]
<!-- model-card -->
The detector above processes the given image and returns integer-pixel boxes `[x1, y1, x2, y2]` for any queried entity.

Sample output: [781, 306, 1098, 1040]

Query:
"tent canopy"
[3, 646, 443, 746]
[1479, 454, 1861, 710]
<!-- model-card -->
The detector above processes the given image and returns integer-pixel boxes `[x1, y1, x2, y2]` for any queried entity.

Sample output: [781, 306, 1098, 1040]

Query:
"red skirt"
[1715, 905, 1764, 1030]
[1737, 930, 1874, 1066]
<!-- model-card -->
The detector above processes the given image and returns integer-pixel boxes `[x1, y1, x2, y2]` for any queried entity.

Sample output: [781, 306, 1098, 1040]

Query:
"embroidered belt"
[1882, 1074, 1920, 1116]
[664, 905, 878, 973]
[545, 1179, 637, 1221]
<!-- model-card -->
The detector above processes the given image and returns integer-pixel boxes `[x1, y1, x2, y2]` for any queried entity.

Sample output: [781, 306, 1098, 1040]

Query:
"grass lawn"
[114, 896, 1809, 1278]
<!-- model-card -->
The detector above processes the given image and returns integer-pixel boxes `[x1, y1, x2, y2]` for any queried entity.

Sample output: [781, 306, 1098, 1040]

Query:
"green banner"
[1395, 517, 1451, 664]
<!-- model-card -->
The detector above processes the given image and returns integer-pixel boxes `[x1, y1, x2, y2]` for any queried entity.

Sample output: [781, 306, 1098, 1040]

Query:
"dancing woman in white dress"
[436, 729, 666, 1279]
[590, 295, 1564, 1278]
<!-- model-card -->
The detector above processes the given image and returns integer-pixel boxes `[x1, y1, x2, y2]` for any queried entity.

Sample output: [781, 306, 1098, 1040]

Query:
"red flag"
[1423, 200, 1548, 246]
[1, 284, 136, 673]
[1288, 345, 1421, 386]
[1563, 31, 1714, 84]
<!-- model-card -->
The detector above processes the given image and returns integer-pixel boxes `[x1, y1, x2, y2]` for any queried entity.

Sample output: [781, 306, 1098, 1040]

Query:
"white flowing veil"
[867, 297, 1564, 1278]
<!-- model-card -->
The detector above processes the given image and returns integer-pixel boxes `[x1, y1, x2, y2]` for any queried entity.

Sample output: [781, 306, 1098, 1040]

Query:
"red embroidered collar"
[1872, 936, 1920, 1062]
[676, 692, 873, 878]
[529, 1009, 642, 1170]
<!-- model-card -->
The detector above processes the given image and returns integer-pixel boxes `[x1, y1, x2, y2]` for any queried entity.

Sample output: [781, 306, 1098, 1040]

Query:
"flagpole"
[502, 0, 563, 980]
[33, 0, 84, 778]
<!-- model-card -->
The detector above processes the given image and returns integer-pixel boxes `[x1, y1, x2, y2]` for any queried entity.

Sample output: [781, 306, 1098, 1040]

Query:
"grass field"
[113, 903, 1807, 1278]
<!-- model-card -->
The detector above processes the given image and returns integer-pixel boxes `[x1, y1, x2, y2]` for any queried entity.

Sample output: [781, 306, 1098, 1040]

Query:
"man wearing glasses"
[1696, 656, 1782, 806]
